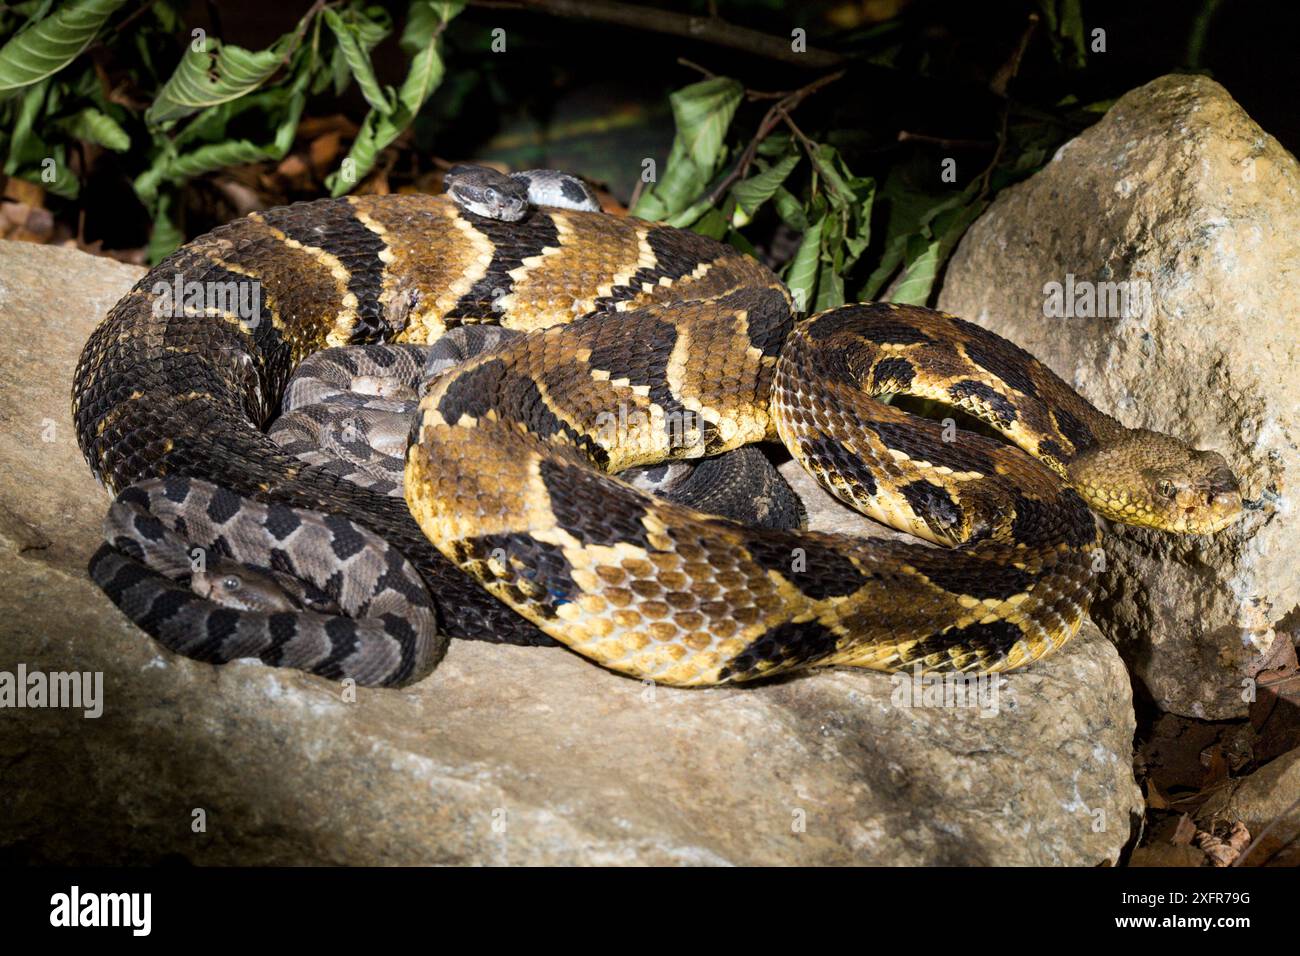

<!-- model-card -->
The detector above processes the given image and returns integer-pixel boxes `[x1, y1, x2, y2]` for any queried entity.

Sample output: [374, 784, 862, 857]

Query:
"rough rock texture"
[1197, 746, 1300, 867]
[938, 74, 1298, 720]
[0, 239, 1143, 864]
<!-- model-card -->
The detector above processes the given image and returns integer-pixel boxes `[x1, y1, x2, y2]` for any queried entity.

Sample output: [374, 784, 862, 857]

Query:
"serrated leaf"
[323, 7, 393, 115]
[860, 179, 969, 301]
[887, 234, 941, 305]
[755, 131, 792, 158]
[402, 0, 463, 52]
[146, 190, 183, 263]
[784, 216, 824, 314]
[3, 77, 49, 173]
[11, 141, 78, 198]
[730, 152, 799, 227]
[772, 186, 808, 231]
[0, 0, 128, 97]
[690, 207, 729, 240]
[632, 76, 742, 221]
[811, 143, 874, 209]
[673, 76, 742, 171]
[166, 139, 278, 179]
[146, 36, 285, 126]
[135, 66, 309, 206]
[325, 2, 461, 195]
[814, 260, 845, 311]
[396, 24, 447, 115]
[58, 105, 128, 150]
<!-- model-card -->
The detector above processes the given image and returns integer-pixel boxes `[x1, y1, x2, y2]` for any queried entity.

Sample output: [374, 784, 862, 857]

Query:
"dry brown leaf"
[309, 132, 342, 176]
[1171, 813, 1197, 846]
[3, 176, 45, 207]
[1146, 779, 1171, 810]
[1194, 821, 1251, 867]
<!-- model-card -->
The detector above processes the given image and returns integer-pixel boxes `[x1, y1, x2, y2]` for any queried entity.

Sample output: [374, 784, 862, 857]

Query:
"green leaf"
[135, 66, 310, 206]
[0, 0, 128, 97]
[325, 1, 462, 196]
[38, 144, 79, 198]
[888, 234, 941, 305]
[814, 260, 845, 311]
[772, 186, 808, 231]
[663, 195, 718, 229]
[1036, 0, 1087, 69]
[402, 0, 462, 52]
[860, 177, 968, 301]
[784, 215, 824, 314]
[323, 7, 393, 115]
[146, 36, 286, 126]
[673, 76, 743, 171]
[3, 77, 50, 173]
[690, 207, 729, 240]
[632, 76, 742, 221]
[146, 190, 183, 264]
[165, 139, 276, 179]
[755, 131, 792, 158]
[58, 105, 129, 150]
[395, 10, 454, 116]
[928, 194, 987, 270]
[725, 228, 757, 258]
[730, 153, 799, 228]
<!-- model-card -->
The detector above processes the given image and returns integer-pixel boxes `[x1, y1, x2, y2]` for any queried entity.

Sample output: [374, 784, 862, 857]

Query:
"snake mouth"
[1175, 491, 1244, 534]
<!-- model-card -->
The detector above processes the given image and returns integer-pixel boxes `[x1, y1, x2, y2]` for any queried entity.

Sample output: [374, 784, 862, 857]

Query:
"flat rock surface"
[939, 74, 1299, 720]
[0, 238, 1142, 865]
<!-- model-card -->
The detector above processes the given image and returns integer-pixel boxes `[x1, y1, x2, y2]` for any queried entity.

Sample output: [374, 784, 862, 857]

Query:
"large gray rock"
[0, 238, 1142, 864]
[939, 74, 1298, 720]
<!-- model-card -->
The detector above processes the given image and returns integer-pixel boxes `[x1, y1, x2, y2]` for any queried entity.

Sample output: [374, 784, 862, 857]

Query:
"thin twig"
[279, 0, 329, 71]
[978, 107, 1011, 200]
[676, 57, 715, 79]
[1231, 791, 1300, 867]
[979, 12, 1039, 199]
[700, 70, 843, 208]
[627, 175, 645, 210]
[469, 0, 843, 68]
[778, 108, 819, 159]
[111, 0, 159, 34]
[898, 130, 995, 150]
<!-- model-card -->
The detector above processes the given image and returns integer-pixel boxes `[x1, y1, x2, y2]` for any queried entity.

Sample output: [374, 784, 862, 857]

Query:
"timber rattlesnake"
[74, 167, 1243, 686]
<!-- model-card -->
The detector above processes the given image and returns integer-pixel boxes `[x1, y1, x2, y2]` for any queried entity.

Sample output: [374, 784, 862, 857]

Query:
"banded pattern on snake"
[73, 175, 1242, 686]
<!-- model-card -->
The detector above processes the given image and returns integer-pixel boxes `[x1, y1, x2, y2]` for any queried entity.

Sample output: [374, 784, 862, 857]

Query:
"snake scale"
[73, 184, 1243, 687]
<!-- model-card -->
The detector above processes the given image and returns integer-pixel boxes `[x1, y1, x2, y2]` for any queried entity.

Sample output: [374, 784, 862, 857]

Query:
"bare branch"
[470, 0, 844, 68]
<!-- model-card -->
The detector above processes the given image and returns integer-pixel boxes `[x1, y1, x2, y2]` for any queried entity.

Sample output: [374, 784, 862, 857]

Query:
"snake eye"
[1157, 479, 1176, 499]
[484, 187, 498, 202]
[222, 576, 242, 590]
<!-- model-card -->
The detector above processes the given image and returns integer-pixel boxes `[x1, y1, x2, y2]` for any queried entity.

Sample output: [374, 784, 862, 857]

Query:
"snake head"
[191, 561, 301, 614]
[444, 163, 529, 221]
[1067, 429, 1243, 534]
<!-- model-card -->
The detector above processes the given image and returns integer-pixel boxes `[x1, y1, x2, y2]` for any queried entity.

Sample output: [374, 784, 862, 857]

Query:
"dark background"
[73, 0, 1300, 252]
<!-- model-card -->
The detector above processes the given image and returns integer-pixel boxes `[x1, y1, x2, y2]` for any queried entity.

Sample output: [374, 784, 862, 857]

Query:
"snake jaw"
[443, 164, 530, 221]
[1067, 431, 1244, 535]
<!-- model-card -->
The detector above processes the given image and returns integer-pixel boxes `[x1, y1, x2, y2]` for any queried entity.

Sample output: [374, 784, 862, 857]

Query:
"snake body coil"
[73, 193, 1242, 686]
